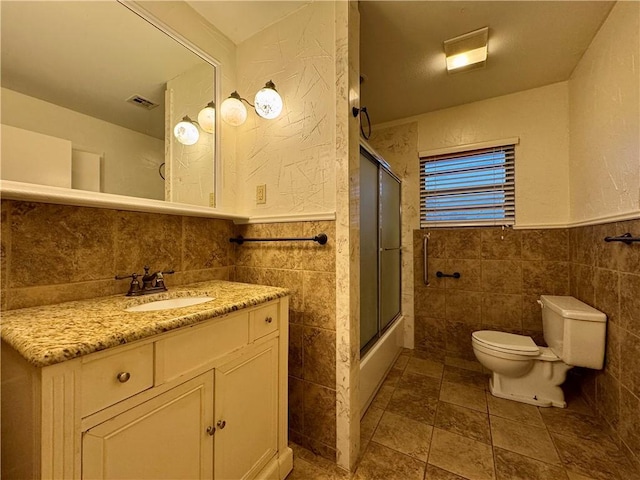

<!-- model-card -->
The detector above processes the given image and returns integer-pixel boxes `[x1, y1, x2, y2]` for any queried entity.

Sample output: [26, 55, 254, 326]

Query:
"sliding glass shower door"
[360, 145, 401, 353]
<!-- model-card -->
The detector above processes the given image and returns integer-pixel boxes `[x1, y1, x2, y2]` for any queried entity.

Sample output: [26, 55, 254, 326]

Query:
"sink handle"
[114, 273, 141, 296]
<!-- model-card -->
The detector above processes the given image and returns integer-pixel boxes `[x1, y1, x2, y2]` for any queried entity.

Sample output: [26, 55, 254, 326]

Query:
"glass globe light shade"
[254, 81, 283, 120]
[197, 102, 215, 133]
[173, 117, 199, 145]
[220, 95, 247, 126]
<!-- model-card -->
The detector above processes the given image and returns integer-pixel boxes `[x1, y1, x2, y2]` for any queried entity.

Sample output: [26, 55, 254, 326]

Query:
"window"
[420, 142, 515, 227]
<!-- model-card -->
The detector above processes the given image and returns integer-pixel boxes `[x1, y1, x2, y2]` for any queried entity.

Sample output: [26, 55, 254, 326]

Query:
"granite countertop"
[1, 280, 289, 368]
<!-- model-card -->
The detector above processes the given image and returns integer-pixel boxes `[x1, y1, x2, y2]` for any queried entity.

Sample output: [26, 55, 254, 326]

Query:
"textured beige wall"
[412, 82, 571, 228]
[569, 1, 640, 223]
[234, 1, 337, 218]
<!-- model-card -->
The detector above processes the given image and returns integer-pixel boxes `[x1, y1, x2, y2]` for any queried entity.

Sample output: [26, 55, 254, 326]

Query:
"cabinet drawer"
[156, 312, 249, 384]
[249, 302, 279, 341]
[81, 343, 153, 417]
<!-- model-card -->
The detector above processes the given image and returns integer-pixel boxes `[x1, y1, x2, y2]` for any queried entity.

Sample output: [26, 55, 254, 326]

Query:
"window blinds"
[420, 144, 515, 227]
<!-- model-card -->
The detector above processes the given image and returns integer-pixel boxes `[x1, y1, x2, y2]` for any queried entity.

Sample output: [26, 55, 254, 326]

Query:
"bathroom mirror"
[0, 0, 220, 209]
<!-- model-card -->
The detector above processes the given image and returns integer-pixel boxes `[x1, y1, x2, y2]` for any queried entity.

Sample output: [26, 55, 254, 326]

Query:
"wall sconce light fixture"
[173, 102, 216, 145]
[444, 27, 489, 73]
[173, 116, 200, 145]
[220, 80, 283, 126]
[197, 101, 216, 133]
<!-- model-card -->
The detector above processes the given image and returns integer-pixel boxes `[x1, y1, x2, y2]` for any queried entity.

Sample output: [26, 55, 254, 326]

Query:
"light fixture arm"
[230, 91, 254, 108]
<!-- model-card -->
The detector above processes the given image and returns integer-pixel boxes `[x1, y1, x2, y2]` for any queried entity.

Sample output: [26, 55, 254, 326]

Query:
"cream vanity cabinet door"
[214, 338, 279, 480]
[82, 373, 214, 480]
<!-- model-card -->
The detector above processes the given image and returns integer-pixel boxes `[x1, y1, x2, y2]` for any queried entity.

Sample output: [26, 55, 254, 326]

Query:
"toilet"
[472, 295, 607, 408]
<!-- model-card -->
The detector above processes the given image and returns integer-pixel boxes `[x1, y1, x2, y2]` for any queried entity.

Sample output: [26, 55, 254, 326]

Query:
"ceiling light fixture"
[444, 27, 489, 73]
[220, 80, 283, 126]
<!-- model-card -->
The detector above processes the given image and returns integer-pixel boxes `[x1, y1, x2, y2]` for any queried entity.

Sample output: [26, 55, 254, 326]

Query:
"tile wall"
[233, 221, 337, 461]
[413, 220, 640, 468]
[570, 218, 640, 468]
[0, 201, 339, 463]
[0, 200, 234, 310]
[413, 227, 570, 360]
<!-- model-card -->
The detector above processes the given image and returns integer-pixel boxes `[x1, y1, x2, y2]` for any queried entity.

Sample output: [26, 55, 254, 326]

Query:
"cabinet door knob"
[265, 316, 273, 324]
[116, 372, 131, 383]
[216, 420, 226, 429]
[206, 426, 216, 436]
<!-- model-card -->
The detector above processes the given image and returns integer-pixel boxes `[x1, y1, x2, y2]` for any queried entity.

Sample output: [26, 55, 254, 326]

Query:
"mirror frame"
[0, 1, 238, 220]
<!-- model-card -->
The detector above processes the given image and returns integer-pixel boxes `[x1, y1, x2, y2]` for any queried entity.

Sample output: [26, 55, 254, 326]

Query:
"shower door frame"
[359, 141, 402, 357]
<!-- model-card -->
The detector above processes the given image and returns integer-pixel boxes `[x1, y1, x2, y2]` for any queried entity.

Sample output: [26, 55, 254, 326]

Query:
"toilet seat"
[472, 331, 540, 357]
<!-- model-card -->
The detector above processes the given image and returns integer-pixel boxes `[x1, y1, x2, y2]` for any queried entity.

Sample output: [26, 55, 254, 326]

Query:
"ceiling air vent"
[126, 94, 159, 110]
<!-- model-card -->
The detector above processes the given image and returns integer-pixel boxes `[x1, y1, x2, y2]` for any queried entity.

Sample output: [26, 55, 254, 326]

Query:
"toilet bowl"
[472, 330, 571, 407]
[472, 295, 607, 408]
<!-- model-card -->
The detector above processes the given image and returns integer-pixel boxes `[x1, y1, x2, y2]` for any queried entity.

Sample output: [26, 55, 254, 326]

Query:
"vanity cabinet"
[82, 372, 215, 479]
[1, 296, 291, 480]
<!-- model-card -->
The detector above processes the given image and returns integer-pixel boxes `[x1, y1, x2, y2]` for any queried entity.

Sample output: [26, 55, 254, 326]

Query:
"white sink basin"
[126, 296, 215, 312]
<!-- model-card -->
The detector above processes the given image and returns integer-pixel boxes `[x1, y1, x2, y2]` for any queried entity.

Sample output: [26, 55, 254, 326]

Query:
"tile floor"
[287, 349, 640, 480]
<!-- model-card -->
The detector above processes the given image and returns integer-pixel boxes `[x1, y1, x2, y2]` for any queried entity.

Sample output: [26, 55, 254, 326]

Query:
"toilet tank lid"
[540, 295, 607, 322]
[472, 330, 539, 354]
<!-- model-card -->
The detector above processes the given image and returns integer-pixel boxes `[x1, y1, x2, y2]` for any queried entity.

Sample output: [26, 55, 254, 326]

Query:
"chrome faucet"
[115, 266, 175, 296]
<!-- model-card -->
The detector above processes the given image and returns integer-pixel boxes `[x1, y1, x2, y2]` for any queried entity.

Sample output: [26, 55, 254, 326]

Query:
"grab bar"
[423, 234, 430, 286]
[604, 233, 640, 245]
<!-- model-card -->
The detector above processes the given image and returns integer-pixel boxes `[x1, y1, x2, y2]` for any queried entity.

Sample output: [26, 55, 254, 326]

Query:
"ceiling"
[1, 1, 615, 138]
[187, 1, 311, 45]
[360, 1, 615, 125]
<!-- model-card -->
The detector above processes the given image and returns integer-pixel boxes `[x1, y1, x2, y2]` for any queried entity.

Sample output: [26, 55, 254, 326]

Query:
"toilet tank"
[540, 295, 607, 369]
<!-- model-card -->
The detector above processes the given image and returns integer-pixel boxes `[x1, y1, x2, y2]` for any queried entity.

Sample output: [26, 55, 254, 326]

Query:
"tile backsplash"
[0, 201, 234, 310]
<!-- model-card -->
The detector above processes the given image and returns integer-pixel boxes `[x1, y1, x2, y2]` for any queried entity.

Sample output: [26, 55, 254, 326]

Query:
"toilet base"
[489, 377, 566, 408]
